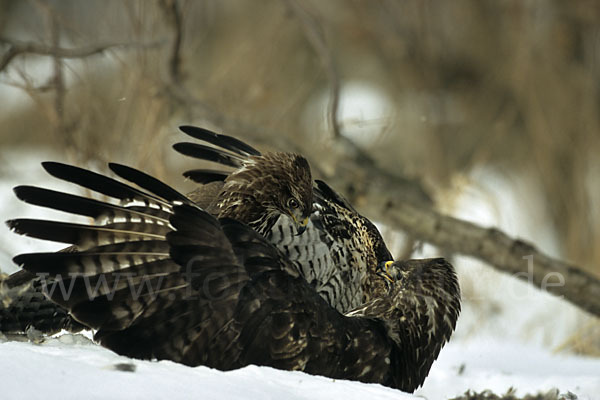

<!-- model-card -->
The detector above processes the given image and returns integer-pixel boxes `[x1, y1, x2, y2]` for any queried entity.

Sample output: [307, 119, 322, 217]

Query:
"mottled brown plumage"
[2, 127, 461, 392]
[1, 129, 314, 335]
[209, 152, 313, 235]
[175, 126, 393, 313]
[6, 164, 460, 391]
[175, 126, 313, 236]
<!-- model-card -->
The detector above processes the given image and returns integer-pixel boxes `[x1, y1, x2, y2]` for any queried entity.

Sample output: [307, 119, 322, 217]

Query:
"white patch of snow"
[0, 334, 412, 400]
[1, 333, 598, 399]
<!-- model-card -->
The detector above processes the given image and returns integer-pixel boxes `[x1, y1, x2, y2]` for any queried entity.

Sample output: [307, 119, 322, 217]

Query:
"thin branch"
[48, 10, 67, 143]
[4, 69, 56, 122]
[160, 0, 184, 84]
[284, 0, 342, 138]
[0, 38, 163, 73]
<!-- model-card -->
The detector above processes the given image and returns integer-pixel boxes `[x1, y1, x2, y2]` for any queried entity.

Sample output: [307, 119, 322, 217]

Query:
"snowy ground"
[1, 149, 599, 399]
[1, 333, 598, 399]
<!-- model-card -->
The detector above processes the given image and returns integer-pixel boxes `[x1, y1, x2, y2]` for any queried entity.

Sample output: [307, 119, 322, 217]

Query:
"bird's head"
[223, 152, 313, 235]
[272, 154, 312, 235]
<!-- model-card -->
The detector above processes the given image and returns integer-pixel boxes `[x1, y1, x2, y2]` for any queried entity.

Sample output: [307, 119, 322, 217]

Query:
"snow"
[1, 333, 598, 399]
[1, 149, 600, 399]
[0, 334, 410, 400]
[422, 338, 600, 399]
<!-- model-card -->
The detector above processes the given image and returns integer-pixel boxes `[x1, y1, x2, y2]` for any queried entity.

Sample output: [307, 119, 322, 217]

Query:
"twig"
[160, 0, 184, 84]
[0, 38, 163, 72]
[48, 10, 67, 144]
[284, 0, 341, 138]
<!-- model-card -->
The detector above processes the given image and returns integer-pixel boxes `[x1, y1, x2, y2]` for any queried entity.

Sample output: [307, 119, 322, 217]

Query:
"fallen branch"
[358, 184, 600, 317]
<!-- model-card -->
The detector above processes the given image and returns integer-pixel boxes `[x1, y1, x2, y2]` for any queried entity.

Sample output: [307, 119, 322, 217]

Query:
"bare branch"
[365, 193, 600, 317]
[48, 10, 67, 143]
[0, 38, 163, 73]
[284, 0, 341, 139]
[160, 0, 184, 84]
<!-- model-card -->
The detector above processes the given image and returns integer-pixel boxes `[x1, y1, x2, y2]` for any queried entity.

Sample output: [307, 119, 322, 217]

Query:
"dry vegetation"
[1, 0, 599, 349]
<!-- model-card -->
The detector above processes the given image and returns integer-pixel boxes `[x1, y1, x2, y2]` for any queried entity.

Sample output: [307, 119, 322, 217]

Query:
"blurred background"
[1, 0, 599, 360]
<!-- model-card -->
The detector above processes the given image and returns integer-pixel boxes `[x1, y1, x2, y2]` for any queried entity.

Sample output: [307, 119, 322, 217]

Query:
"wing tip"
[179, 125, 219, 138]
[171, 142, 187, 153]
[41, 160, 64, 174]
[12, 185, 32, 201]
[12, 253, 26, 267]
[5, 218, 18, 232]
[107, 162, 125, 174]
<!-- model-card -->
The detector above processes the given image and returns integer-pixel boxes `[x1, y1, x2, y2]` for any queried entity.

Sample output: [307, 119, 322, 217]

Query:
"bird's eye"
[288, 198, 299, 209]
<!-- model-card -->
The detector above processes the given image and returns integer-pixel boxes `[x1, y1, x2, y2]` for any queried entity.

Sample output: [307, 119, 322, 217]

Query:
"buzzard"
[6, 160, 460, 392]
[1, 127, 315, 334]
[2, 125, 409, 326]
[2, 127, 461, 391]
[175, 126, 396, 313]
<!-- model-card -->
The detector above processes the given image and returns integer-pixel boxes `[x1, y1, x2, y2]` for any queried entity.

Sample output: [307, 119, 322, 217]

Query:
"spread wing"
[0, 127, 368, 334]
[6, 162, 459, 392]
[174, 127, 393, 313]
[5, 162, 242, 364]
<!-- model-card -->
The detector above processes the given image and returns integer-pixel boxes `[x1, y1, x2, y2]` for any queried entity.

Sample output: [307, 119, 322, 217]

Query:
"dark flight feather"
[41, 161, 170, 208]
[13, 186, 168, 224]
[182, 169, 230, 184]
[108, 163, 190, 204]
[179, 125, 261, 157]
[7, 219, 165, 246]
[173, 142, 245, 168]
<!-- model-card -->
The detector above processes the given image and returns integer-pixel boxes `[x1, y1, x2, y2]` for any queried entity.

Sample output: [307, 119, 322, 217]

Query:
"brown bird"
[1, 127, 315, 334]
[174, 126, 396, 314]
[6, 159, 460, 392]
[2, 127, 460, 391]
[1, 127, 389, 332]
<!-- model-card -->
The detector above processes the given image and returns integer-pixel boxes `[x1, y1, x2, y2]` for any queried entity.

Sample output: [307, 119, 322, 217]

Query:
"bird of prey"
[6, 157, 460, 392]
[1, 126, 385, 332]
[1, 127, 315, 334]
[174, 126, 395, 313]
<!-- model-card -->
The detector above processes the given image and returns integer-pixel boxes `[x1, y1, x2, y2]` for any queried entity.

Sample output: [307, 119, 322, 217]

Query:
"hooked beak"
[293, 216, 309, 236]
[376, 261, 395, 284]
